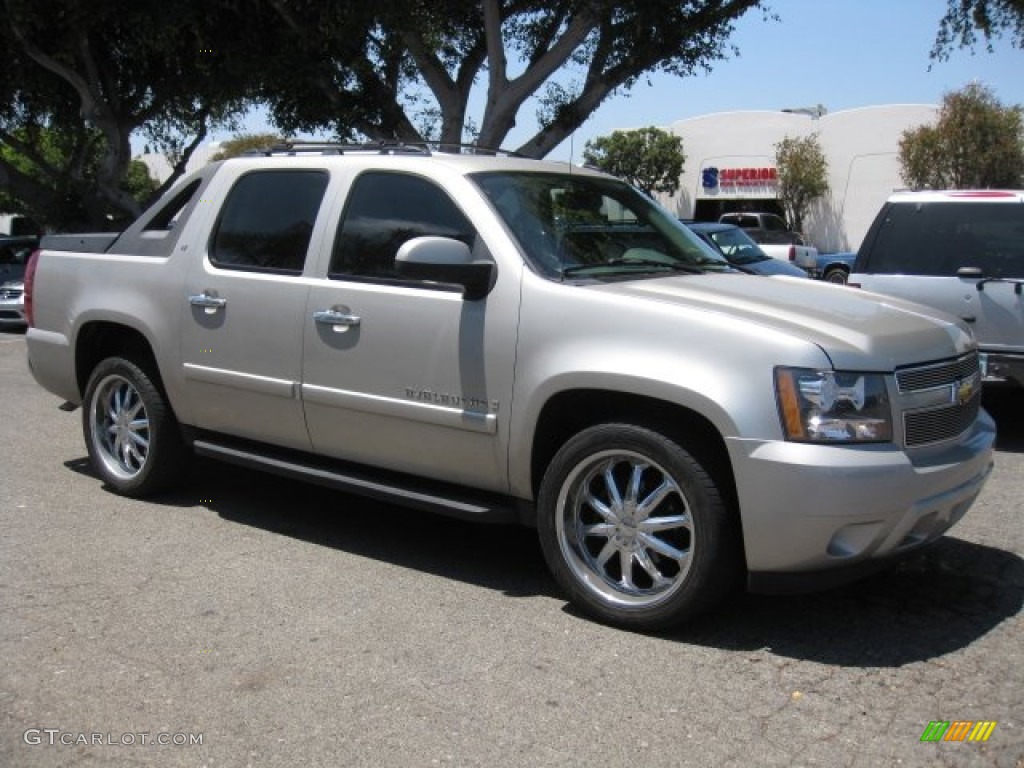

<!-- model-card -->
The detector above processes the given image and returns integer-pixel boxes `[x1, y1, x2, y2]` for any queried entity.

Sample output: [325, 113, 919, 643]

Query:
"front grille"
[897, 352, 982, 447]
[904, 392, 982, 446]
[0, 288, 23, 300]
[896, 352, 978, 393]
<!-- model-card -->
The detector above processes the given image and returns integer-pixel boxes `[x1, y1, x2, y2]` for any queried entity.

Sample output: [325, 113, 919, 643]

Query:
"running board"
[193, 439, 523, 524]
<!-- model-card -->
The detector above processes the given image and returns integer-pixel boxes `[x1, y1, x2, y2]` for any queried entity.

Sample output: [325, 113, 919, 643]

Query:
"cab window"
[209, 170, 328, 274]
[330, 172, 476, 282]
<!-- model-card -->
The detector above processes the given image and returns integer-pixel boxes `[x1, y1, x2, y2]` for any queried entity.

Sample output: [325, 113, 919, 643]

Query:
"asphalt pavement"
[1, 330, 1021, 767]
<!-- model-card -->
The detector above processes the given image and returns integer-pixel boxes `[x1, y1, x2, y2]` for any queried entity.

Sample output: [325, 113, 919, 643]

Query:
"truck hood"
[591, 274, 976, 370]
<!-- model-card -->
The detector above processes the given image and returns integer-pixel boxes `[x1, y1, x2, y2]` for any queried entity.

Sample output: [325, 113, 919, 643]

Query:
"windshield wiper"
[562, 258, 708, 276]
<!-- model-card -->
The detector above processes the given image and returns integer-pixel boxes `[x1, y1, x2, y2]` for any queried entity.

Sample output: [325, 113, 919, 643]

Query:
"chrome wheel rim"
[555, 450, 694, 608]
[89, 374, 150, 480]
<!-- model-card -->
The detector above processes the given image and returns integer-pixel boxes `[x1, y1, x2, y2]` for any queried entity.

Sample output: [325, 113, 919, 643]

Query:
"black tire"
[823, 266, 848, 284]
[537, 423, 741, 630]
[82, 357, 187, 496]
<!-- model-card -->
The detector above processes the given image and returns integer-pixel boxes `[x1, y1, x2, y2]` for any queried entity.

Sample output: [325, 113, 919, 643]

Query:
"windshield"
[706, 228, 769, 265]
[471, 171, 732, 279]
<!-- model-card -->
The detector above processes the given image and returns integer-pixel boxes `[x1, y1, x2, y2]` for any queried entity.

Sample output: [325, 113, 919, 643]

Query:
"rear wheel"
[83, 357, 187, 496]
[823, 266, 849, 284]
[537, 424, 740, 630]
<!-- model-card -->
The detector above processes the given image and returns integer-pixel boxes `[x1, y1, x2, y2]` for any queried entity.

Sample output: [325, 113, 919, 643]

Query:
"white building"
[660, 105, 939, 253]
[138, 142, 224, 184]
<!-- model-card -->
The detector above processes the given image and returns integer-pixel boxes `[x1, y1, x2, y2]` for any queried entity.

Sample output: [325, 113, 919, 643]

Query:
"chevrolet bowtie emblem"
[954, 376, 977, 405]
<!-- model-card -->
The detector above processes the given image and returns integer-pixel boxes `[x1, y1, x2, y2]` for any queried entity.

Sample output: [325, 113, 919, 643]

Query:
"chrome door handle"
[188, 293, 227, 309]
[313, 309, 361, 327]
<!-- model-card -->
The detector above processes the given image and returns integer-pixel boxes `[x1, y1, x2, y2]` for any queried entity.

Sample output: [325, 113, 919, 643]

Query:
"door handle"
[189, 292, 227, 309]
[313, 309, 361, 328]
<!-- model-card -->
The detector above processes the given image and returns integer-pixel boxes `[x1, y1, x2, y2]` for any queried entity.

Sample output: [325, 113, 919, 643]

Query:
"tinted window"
[210, 171, 328, 274]
[763, 214, 788, 231]
[867, 202, 1024, 278]
[331, 172, 475, 280]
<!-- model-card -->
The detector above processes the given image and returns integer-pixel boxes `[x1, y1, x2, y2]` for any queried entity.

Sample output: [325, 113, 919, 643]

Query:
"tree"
[210, 134, 287, 162]
[264, 0, 765, 157]
[582, 127, 685, 196]
[0, 0, 270, 228]
[0, 124, 157, 229]
[932, 0, 1024, 59]
[898, 83, 1023, 190]
[774, 133, 828, 234]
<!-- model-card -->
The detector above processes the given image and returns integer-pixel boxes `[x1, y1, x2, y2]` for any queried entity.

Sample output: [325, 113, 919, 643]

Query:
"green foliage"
[0, 125, 158, 228]
[1, 0, 265, 228]
[210, 134, 286, 162]
[898, 83, 1024, 189]
[582, 128, 685, 196]
[2, 0, 766, 227]
[932, 0, 1024, 59]
[774, 134, 828, 234]
[123, 160, 159, 202]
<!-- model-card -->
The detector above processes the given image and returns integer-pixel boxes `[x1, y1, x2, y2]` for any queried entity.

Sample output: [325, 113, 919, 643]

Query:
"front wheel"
[83, 357, 187, 496]
[537, 424, 740, 630]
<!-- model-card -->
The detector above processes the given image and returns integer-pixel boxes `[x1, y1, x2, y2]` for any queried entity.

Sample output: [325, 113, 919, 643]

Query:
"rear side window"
[330, 172, 475, 281]
[865, 202, 1024, 278]
[210, 170, 328, 274]
[145, 179, 201, 231]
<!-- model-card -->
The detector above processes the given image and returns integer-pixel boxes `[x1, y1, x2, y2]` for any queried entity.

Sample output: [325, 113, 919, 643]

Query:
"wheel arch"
[529, 389, 738, 514]
[76, 321, 166, 401]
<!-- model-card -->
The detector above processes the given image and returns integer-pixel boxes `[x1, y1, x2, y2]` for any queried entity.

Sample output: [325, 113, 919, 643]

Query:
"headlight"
[774, 367, 892, 443]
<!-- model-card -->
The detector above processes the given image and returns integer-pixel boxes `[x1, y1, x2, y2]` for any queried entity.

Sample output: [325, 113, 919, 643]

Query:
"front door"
[300, 171, 518, 492]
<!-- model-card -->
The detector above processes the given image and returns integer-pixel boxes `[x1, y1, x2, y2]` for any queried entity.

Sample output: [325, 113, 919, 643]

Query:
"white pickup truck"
[23, 143, 994, 629]
[718, 212, 818, 271]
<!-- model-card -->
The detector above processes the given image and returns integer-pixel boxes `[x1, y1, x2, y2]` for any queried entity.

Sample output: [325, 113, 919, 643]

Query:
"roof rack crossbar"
[241, 139, 523, 158]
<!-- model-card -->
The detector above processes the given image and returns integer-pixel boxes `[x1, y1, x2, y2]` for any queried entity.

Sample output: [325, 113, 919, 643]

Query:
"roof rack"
[244, 139, 523, 158]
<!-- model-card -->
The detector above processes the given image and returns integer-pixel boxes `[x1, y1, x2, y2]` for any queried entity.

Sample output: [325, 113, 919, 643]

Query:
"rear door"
[179, 169, 330, 450]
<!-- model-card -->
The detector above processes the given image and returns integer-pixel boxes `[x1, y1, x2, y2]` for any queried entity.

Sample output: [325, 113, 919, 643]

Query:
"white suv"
[851, 190, 1024, 389]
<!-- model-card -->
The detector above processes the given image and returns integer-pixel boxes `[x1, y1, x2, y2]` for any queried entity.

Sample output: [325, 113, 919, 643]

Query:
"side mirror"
[395, 236, 496, 301]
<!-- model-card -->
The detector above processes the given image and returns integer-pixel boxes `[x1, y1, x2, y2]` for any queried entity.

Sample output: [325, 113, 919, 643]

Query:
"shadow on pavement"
[667, 537, 1022, 666]
[65, 423, 1021, 665]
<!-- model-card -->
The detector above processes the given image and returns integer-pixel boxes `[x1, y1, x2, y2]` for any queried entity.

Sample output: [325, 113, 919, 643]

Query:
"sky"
[209, 0, 1022, 164]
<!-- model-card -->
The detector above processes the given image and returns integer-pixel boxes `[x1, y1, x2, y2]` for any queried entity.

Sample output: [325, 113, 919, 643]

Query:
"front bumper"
[0, 296, 26, 326]
[729, 409, 996, 585]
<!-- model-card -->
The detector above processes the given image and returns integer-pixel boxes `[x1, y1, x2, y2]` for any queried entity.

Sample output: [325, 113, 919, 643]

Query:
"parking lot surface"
[1, 331, 1021, 767]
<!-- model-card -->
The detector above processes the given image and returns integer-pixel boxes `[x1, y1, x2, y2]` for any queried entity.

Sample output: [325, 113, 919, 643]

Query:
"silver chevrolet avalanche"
[24, 145, 996, 629]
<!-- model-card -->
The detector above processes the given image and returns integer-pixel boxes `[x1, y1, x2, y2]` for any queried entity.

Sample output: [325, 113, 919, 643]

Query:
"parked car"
[686, 222, 808, 277]
[851, 189, 1024, 389]
[717, 211, 818, 269]
[0, 235, 37, 328]
[25, 145, 995, 629]
[807, 252, 857, 284]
